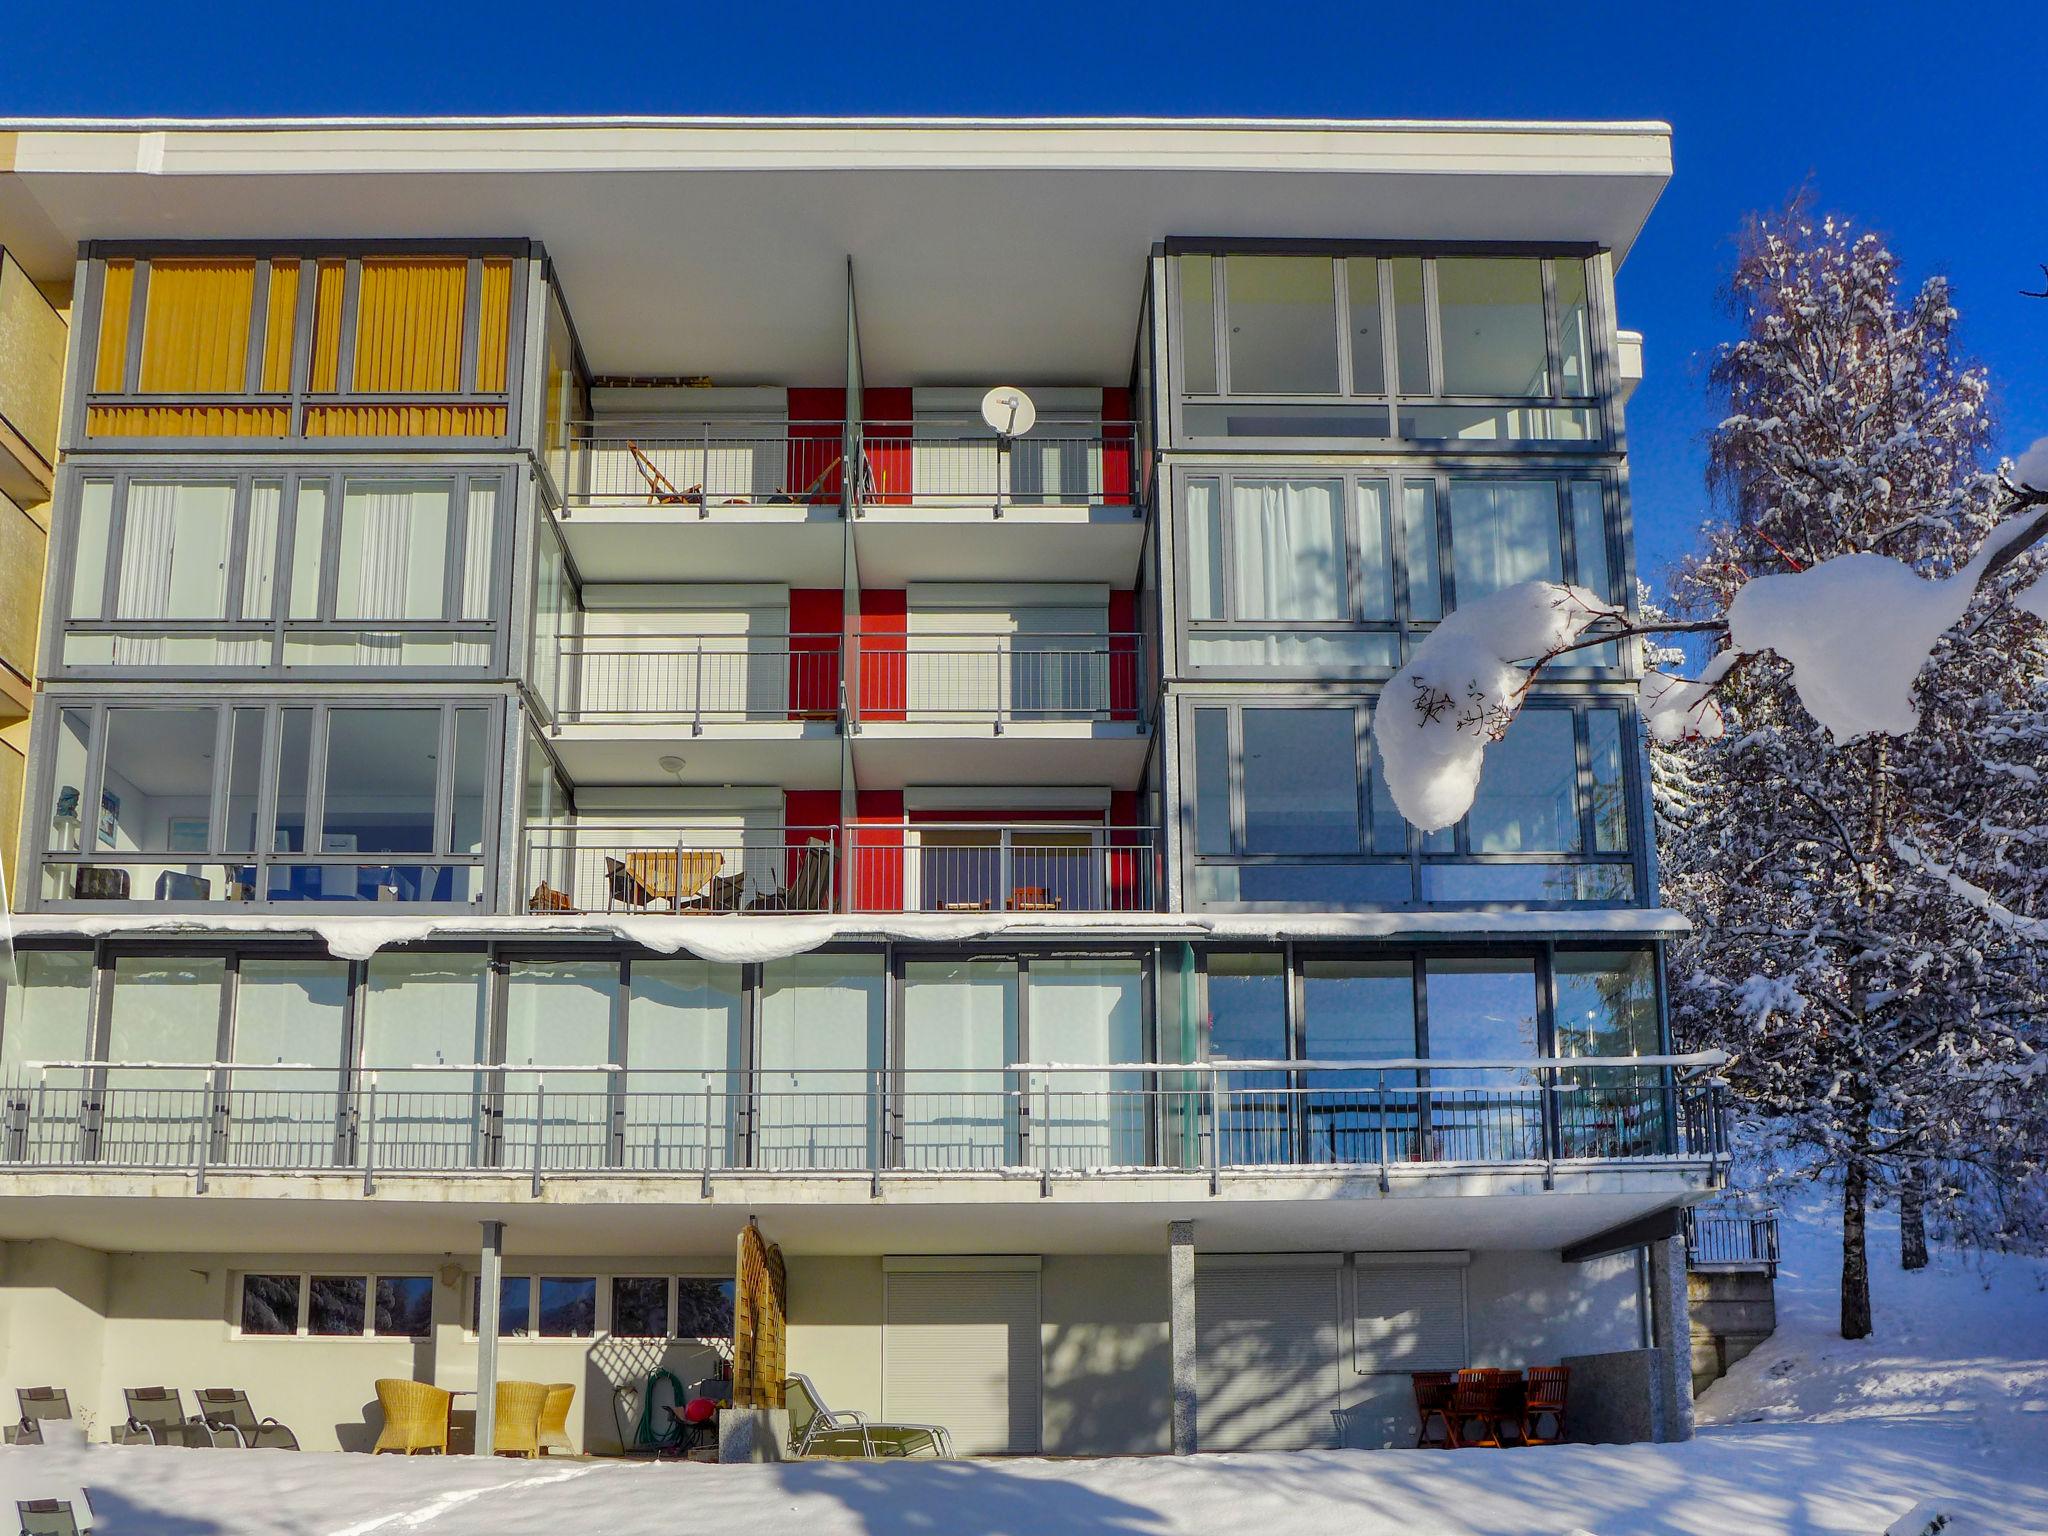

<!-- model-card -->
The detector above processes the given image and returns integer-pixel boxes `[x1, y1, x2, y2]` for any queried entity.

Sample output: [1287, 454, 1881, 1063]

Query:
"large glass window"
[1424, 958, 1541, 1159]
[228, 958, 348, 1165]
[0, 950, 96, 1100]
[1224, 256, 1339, 394]
[1242, 709, 1361, 853]
[902, 959, 1017, 1168]
[1467, 709, 1580, 854]
[59, 470, 504, 674]
[1027, 956, 1147, 1166]
[757, 954, 884, 1170]
[1448, 480, 1564, 602]
[504, 961, 617, 1169]
[623, 958, 743, 1170]
[1175, 250, 1604, 445]
[1302, 959, 1418, 1162]
[357, 953, 490, 1168]
[101, 956, 224, 1161]
[39, 699, 493, 907]
[1203, 953, 1288, 1164]
[1554, 948, 1665, 1156]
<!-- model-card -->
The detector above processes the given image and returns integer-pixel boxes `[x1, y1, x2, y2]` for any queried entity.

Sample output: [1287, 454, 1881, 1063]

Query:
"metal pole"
[1376, 1068, 1390, 1194]
[531, 1079, 545, 1199]
[475, 1219, 504, 1456]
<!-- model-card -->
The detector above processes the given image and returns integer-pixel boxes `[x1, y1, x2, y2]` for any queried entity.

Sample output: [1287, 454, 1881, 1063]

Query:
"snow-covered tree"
[1654, 205, 2048, 1336]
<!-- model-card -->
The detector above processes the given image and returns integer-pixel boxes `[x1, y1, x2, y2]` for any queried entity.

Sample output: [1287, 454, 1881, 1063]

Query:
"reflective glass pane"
[229, 957, 347, 1164]
[243, 480, 283, 620]
[1188, 632, 1398, 670]
[376, 1276, 434, 1337]
[47, 710, 91, 849]
[1193, 707, 1232, 855]
[675, 1278, 735, 1340]
[612, 1277, 669, 1338]
[461, 482, 496, 620]
[1556, 259, 1594, 397]
[1185, 479, 1223, 621]
[309, 1275, 367, 1336]
[70, 480, 113, 620]
[272, 707, 311, 854]
[1367, 734, 1410, 856]
[1303, 959, 1418, 1161]
[241, 1274, 299, 1335]
[903, 959, 1016, 1168]
[223, 707, 265, 854]
[1467, 709, 1580, 853]
[1569, 481, 1612, 601]
[624, 958, 744, 1170]
[1390, 257, 1430, 395]
[1242, 708, 1359, 853]
[98, 707, 216, 853]
[757, 954, 883, 1169]
[0, 950, 96, 1093]
[451, 708, 486, 855]
[1345, 257, 1386, 395]
[1355, 480, 1394, 620]
[335, 480, 451, 621]
[538, 1276, 597, 1338]
[359, 953, 490, 1167]
[1225, 255, 1338, 394]
[1228, 480, 1345, 620]
[1425, 957, 1541, 1159]
[1401, 481, 1442, 621]
[1028, 957, 1147, 1167]
[288, 483, 326, 620]
[1553, 948, 1663, 1156]
[113, 483, 233, 621]
[104, 957, 223, 1159]
[1448, 480, 1562, 604]
[322, 709, 438, 855]
[505, 959, 616, 1168]
[1588, 708, 1629, 853]
[1179, 254, 1218, 395]
[1437, 257, 1549, 396]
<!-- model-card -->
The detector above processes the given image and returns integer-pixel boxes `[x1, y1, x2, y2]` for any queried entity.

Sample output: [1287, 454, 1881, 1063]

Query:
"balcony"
[0, 246, 66, 506]
[1, 1059, 1727, 1190]
[851, 631, 1150, 788]
[540, 632, 843, 788]
[517, 824, 1158, 915]
[550, 418, 1144, 585]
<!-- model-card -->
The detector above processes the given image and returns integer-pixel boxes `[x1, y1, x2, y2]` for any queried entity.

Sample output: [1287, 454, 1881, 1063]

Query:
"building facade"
[0, 118, 1716, 1456]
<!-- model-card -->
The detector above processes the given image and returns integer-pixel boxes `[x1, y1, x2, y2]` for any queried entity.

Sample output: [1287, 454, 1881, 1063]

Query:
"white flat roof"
[0, 117, 1672, 383]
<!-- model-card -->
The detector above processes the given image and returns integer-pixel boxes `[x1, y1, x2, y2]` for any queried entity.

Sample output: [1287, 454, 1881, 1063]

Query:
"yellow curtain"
[259, 259, 301, 393]
[303, 403, 505, 438]
[309, 260, 345, 391]
[87, 403, 288, 437]
[352, 256, 466, 393]
[474, 258, 512, 393]
[137, 258, 256, 393]
[94, 261, 135, 392]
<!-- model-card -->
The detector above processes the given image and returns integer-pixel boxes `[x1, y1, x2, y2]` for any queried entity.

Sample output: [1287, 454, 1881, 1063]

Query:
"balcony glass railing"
[1, 1059, 1727, 1183]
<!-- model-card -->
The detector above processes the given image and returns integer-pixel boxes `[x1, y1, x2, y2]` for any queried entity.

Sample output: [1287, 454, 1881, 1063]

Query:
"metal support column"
[1646, 1233, 1695, 1443]
[475, 1219, 505, 1456]
[1168, 1219, 1198, 1455]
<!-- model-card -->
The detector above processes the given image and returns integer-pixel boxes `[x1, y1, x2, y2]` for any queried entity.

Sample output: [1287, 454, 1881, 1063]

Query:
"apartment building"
[0, 118, 1717, 1457]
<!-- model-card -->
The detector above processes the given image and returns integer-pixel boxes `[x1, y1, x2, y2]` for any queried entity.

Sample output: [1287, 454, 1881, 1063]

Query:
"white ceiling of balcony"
[0, 119, 1672, 386]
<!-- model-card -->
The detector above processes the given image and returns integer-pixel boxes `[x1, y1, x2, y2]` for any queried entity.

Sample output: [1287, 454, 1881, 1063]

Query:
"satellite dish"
[980, 386, 1037, 439]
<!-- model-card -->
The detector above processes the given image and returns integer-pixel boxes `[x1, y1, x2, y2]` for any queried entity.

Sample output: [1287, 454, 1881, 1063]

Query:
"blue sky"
[4, 0, 2043, 589]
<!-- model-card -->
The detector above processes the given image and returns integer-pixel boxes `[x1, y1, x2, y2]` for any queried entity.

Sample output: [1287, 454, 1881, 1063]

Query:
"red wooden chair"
[1447, 1370, 1499, 1448]
[1411, 1371, 1456, 1448]
[1523, 1365, 1570, 1444]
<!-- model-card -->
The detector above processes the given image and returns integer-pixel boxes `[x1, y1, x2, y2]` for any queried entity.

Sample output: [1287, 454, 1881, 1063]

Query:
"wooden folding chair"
[1411, 1371, 1456, 1448]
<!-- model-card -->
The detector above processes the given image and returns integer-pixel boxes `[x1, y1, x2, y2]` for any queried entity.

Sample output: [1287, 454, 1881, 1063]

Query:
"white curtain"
[337, 482, 450, 665]
[221, 482, 281, 666]
[1228, 480, 1344, 620]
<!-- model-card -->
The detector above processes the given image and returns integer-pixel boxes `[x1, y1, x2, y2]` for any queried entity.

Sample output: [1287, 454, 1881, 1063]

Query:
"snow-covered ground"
[2, 1204, 2041, 1536]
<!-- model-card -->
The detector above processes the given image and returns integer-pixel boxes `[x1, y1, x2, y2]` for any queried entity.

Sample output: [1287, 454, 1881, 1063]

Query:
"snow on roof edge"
[6, 909, 1690, 964]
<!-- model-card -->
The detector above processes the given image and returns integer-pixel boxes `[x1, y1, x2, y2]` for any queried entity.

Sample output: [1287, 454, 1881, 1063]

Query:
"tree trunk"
[1900, 1166, 1929, 1270]
[1841, 1155, 1873, 1339]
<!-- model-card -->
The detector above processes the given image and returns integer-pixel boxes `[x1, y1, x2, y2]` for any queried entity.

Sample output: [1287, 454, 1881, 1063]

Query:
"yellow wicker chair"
[372, 1379, 452, 1455]
[538, 1383, 576, 1456]
[493, 1380, 550, 1458]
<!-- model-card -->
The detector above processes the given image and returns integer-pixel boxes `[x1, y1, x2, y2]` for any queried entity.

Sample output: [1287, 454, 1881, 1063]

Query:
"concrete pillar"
[474, 1220, 504, 1456]
[1646, 1234, 1694, 1442]
[1168, 1220, 1197, 1455]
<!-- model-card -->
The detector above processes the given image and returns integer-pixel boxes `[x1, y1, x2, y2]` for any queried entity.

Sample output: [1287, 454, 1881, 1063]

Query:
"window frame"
[34, 695, 501, 912]
[49, 465, 513, 680]
[1165, 242, 1611, 452]
[1178, 694, 1644, 912]
[1173, 463, 1629, 683]
[70, 243, 531, 453]
[232, 1268, 436, 1340]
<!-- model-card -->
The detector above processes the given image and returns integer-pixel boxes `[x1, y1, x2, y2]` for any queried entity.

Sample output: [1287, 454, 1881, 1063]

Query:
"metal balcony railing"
[1, 1060, 1728, 1191]
[521, 830, 837, 915]
[852, 634, 1144, 725]
[549, 634, 842, 726]
[847, 824, 1157, 913]
[563, 420, 847, 512]
[1684, 1204, 1781, 1275]
[855, 424, 1135, 507]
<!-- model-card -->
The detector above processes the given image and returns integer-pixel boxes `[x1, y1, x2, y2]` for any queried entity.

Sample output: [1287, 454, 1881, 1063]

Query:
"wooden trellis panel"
[733, 1220, 788, 1408]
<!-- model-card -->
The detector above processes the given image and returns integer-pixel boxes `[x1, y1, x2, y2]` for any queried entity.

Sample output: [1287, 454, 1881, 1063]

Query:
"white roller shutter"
[1354, 1261, 1468, 1375]
[883, 1263, 1042, 1454]
[1195, 1257, 1343, 1451]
